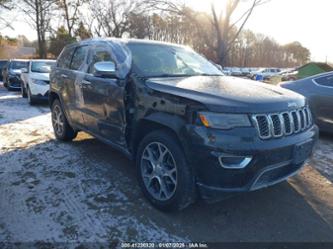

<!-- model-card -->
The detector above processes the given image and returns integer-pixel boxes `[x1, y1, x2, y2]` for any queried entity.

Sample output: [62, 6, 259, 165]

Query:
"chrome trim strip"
[218, 155, 253, 169]
[302, 108, 307, 129]
[267, 114, 274, 137]
[307, 107, 313, 126]
[279, 113, 286, 136]
[269, 114, 283, 137]
[292, 110, 301, 133]
[252, 106, 312, 140]
[298, 109, 304, 130]
[289, 111, 295, 134]
[252, 114, 271, 139]
[281, 112, 292, 135]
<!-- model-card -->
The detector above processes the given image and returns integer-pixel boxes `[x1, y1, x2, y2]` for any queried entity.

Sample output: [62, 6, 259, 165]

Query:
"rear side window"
[58, 47, 75, 69]
[70, 46, 89, 71]
[314, 74, 333, 87]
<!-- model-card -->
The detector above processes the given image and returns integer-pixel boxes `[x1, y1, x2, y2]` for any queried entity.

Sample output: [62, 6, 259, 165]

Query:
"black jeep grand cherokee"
[49, 38, 318, 211]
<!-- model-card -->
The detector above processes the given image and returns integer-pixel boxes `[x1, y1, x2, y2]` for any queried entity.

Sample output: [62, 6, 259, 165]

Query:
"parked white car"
[21, 59, 56, 104]
[230, 67, 242, 76]
[222, 67, 232, 75]
[250, 68, 281, 80]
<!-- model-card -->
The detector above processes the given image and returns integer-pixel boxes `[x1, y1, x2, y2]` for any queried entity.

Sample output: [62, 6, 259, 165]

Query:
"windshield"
[127, 43, 223, 77]
[31, 61, 55, 73]
[10, 61, 29, 70]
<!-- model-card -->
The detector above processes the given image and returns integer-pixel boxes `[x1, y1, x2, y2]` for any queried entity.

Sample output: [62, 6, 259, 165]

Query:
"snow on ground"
[0, 87, 187, 243]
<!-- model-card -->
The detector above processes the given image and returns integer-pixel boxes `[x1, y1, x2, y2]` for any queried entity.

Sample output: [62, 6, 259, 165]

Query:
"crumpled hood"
[146, 76, 306, 113]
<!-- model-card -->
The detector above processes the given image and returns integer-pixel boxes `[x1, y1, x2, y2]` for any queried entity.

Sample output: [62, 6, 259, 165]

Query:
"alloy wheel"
[140, 142, 178, 201]
[52, 105, 65, 136]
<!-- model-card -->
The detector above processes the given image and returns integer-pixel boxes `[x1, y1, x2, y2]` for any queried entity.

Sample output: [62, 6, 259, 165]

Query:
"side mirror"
[93, 61, 117, 78]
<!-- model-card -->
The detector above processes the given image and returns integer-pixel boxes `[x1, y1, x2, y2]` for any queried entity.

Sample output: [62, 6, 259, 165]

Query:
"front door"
[80, 45, 127, 147]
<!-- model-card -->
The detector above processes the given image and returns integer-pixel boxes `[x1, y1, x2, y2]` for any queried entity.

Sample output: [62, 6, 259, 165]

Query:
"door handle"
[61, 74, 68, 79]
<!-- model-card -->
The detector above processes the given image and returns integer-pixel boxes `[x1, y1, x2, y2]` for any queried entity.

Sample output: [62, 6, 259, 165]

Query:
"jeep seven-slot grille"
[252, 107, 312, 140]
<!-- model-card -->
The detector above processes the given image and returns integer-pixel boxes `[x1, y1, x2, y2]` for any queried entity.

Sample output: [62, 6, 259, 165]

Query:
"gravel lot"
[0, 83, 333, 245]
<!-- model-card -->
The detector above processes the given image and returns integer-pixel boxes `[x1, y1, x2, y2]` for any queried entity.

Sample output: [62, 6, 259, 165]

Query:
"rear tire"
[51, 99, 77, 141]
[136, 130, 196, 212]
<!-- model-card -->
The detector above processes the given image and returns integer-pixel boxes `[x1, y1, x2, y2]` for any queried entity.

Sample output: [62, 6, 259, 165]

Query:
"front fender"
[143, 112, 187, 135]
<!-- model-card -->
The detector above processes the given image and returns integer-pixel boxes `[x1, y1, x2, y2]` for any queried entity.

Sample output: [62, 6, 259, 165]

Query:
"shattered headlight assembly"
[198, 112, 251, 130]
[31, 79, 47, 85]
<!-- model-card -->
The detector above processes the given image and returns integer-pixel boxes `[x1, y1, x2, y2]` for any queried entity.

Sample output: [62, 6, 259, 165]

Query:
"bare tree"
[210, 0, 269, 66]
[0, 0, 11, 9]
[20, 0, 56, 58]
[90, 0, 141, 37]
[143, 0, 269, 66]
[0, 0, 13, 29]
[56, 0, 87, 37]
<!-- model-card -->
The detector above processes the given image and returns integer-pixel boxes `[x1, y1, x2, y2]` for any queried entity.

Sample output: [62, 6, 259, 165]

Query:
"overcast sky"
[1, 0, 332, 63]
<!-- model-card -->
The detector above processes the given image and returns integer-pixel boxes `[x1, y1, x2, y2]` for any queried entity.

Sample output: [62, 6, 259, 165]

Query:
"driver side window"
[88, 49, 113, 74]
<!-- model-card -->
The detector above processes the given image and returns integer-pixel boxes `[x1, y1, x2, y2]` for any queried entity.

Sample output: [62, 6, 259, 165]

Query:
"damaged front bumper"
[183, 124, 319, 201]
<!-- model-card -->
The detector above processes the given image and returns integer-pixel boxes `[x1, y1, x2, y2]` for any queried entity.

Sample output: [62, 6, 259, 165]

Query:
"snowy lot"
[0, 83, 333, 245]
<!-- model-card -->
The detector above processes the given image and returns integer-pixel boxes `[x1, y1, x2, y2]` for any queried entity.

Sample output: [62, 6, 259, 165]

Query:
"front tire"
[27, 86, 36, 105]
[136, 130, 196, 212]
[51, 99, 77, 141]
[21, 83, 27, 98]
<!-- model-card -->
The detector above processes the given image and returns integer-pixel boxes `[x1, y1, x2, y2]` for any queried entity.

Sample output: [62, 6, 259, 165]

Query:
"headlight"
[31, 79, 47, 85]
[198, 112, 251, 129]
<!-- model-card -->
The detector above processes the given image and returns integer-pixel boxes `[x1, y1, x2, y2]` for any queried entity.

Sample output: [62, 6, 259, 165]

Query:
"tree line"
[0, 0, 310, 67]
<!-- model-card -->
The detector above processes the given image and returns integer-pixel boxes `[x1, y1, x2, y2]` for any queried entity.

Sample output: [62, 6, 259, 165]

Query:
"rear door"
[80, 45, 127, 147]
[67, 45, 90, 126]
[53, 45, 85, 125]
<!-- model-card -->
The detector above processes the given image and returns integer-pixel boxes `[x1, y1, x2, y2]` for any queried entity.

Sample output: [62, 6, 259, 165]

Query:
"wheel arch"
[49, 91, 60, 108]
[131, 112, 188, 158]
[49, 91, 76, 129]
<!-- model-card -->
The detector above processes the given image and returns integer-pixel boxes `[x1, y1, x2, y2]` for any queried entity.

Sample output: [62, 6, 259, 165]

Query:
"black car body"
[0, 60, 8, 82]
[49, 38, 318, 211]
[280, 72, 333, 133]
[2, 59, 29, 90]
